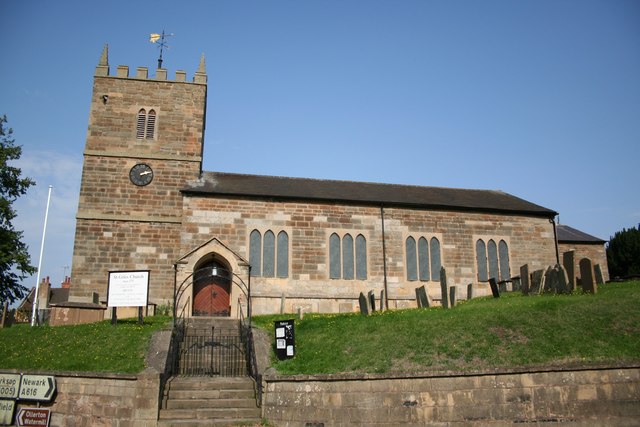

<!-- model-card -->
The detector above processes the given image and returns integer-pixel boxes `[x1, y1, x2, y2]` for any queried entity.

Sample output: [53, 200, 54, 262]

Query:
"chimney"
[61, 276, 71, 289]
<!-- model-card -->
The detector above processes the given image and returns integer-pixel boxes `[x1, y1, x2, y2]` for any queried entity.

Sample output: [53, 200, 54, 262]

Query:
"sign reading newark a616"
[18, 375, 56, 401]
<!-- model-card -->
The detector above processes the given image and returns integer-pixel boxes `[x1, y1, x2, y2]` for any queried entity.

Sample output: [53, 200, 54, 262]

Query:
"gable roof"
[556, 224, 606, 244]
[183, 172, 557, 217]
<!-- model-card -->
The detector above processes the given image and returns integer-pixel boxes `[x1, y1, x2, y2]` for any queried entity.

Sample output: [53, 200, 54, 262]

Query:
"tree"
[606, 225, 640, 279]
[0, 115, 36, 306]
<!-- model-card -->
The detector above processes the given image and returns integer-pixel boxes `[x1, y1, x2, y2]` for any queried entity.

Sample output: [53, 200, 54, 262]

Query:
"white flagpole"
[31, 185, 53, 327]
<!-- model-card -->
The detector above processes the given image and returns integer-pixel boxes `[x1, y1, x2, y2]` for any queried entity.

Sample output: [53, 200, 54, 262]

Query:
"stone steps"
[158, 376, 260, 427]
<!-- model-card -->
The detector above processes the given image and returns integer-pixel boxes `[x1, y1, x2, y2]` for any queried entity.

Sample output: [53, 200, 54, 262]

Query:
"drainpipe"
[550, 217, 560, 264]
[380, 206, 389, 309]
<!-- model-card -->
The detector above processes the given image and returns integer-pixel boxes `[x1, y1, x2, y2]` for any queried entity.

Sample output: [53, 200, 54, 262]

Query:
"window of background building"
[476, 238, 510, 281]
[330, 232, 367, 280]
[250, 229, 289, 278]
[406, 236, 441, 281]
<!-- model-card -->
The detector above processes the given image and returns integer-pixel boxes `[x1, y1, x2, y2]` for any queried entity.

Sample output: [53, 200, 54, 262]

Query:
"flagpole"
[31, 185, 53, 327]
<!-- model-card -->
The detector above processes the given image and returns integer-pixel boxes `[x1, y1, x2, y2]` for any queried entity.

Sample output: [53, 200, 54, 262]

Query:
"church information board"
[107, 271, 150, 307]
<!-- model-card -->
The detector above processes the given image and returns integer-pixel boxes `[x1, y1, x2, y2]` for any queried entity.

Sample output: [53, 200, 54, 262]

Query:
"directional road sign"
[0, 374, 21, 399]
[18, 375, 56, 402]
[16, 407, 50, 427]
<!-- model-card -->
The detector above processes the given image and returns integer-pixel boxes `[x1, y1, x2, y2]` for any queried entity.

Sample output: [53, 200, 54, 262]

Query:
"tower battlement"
[94, 44, 207, 84]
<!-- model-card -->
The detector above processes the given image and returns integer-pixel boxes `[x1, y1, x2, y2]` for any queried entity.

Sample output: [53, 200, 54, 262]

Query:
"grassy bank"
[0, 316, 171, 374]
[253, 281, 640, 375]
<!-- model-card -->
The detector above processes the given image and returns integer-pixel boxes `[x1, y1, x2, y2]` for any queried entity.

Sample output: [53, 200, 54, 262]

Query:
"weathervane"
[149, 30, 174, 69]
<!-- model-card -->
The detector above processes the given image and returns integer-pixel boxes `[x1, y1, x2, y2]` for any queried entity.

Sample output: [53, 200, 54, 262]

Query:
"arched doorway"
[192, 259, 232, 317]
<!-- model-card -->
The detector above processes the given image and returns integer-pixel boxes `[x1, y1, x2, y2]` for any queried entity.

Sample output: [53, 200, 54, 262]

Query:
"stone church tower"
[69, 46, 207, 305]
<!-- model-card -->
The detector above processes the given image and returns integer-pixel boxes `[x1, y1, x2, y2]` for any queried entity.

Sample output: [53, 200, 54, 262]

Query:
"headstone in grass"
[594, 264, 605, 285]
[380, 290, 386, 311]
[499, 281, 508, 293]
[489, 277, 500, 298]
[563, 250, 577, 292]
[415, 286, 430, 308]
[440, 267, 450, 308]
[511, 276, 521, 292]
[530, 269, 545, 294]
[368, 290, 376, 312]
[579, 258, 597, 294]
[520, 264, 530, 295]
[543, 265, 555, 293]
[358, 292, 370, 316]
[449, 286, 457, 307]
[466, 283, 474, 300]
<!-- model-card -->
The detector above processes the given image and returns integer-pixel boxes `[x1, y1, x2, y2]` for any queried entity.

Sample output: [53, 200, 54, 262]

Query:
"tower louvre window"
[136, 108, 157, 139]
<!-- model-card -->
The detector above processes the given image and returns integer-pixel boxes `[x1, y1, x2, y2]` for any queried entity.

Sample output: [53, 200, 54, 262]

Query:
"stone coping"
[263, 361, 640, 383]
[0, 368, 138, 381]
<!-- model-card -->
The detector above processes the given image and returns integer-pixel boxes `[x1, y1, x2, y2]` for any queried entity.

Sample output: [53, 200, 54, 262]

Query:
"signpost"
[0, 374, 55, 426]
[16, 408, 50, 427]
[18, 375, 56, 401]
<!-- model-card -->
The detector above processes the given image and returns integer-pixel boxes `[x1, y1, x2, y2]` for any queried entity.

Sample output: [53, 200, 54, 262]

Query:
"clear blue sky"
[2, 0, 639, 291]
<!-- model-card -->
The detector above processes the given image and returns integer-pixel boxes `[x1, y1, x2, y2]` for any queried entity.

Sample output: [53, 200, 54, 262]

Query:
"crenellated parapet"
[94, 44, 207, 84]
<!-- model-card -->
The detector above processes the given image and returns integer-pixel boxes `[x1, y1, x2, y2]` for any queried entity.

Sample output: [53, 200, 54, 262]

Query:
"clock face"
[129, 163, 154, 186]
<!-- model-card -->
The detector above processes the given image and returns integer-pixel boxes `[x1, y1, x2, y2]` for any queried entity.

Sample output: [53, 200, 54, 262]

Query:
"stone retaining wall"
[1, 370, 160, 427]
[262, 365, 640, 426]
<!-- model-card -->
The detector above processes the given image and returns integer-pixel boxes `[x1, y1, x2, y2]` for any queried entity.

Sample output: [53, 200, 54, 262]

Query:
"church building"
[69, 47, 562, 319]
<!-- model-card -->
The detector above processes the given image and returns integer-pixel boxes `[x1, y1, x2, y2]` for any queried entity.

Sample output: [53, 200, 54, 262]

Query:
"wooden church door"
[192, 260, 231, 317]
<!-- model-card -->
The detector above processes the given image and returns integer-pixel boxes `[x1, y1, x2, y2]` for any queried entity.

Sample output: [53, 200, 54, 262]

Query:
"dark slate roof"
[183, 172, 557, 217]
[556, 224, 606, 244]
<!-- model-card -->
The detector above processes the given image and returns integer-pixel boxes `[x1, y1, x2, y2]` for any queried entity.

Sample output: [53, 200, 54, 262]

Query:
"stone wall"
[1, 370, 160, 427]
[559, 243, 610, 282]
[182, 194, 558, 315]
[262, 366, 640, 426]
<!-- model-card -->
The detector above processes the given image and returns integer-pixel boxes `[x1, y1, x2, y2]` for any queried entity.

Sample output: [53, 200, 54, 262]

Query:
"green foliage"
[0, 316, 171, 373]
[607, 225, 640, 278]
[253, 281, 640, 375]
[0, 114, 36, 306]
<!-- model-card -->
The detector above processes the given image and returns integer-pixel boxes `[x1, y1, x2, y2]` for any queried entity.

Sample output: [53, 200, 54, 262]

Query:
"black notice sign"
[274, 319, 295, 360]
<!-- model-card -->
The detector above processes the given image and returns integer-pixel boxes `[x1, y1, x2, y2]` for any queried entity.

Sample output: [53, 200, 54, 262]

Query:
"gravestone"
[594, 264, 605, 285]
[563, 250, 577, 292]
[511, 276, 521, 292]
[379, 290, 386, 311]
[498, 281, 508, 293]
[530, 269, 545, 295]
[489, 278, 500, 298]
[297, 307, 304, 320]
[467, 283, 474, 300]
[543, 264, 570, 294]
[520, 264, 530, 295]
[368, 290, 376, 312]
[358, 292, 370, 316]
[280, 294, 286, 314]
[440, 267, 449, 308]
[579, 258, 597, 294]
[415, 286, 429, 308]
[543, 266, 555, 293]
[449, 286, 457, 308]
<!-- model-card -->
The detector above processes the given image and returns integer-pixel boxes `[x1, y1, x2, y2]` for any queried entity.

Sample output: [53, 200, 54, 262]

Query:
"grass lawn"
[0, 316, 171, 374]
[252, 281, 640, 375]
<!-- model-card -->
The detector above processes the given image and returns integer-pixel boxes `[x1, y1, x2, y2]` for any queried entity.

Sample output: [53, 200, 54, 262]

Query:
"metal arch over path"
[173, 262, 252, 327]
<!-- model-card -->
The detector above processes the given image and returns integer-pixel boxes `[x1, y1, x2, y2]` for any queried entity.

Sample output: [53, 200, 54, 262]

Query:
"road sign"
[0, 400, 16, 426]
[16, 407, 50, 427]
[0, 374, 21, 399]
[18, 375, 55, 401]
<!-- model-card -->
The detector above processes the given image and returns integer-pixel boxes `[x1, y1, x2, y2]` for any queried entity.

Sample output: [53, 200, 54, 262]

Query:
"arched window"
[330, 232, 367, 280]
[249, 230, 262, 277]
[263, 231, 275, 278]
[487, 239, 499, 281]
[249, 229, 289, 278]
[498, 240, 511, 281]
[406, 237, 418, 281]
[136, 108, 157, 139]
[355, 234, 367, 280]
[329, 233, 341, 279]
[405, 235, 441, 282]
[476, 238, 511, 282]
[430, 237, 441, 281]
[476, 239, 488, 282]
[277, 231, 289, 278]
